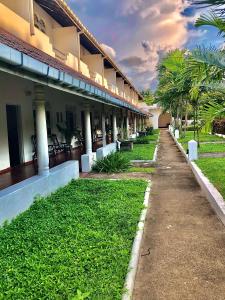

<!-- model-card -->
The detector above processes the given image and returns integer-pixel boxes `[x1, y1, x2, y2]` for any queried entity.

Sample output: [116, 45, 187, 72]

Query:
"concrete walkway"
[133, 130, 225, 300]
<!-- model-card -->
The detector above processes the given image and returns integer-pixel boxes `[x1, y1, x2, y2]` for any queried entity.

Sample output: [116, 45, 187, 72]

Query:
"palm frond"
[192, 47, 225, 70]
[195, 12, 225, 36]
[193, 0, 225, 7]
[200, 100, 225, 132]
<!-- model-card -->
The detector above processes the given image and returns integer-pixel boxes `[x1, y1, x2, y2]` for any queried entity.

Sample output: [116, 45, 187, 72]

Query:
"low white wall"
[0, 160, 79, 225]
[96, 143, 117, 160]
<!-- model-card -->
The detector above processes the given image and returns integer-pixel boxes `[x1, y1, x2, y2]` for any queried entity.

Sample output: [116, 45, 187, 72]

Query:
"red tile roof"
[0, 28, 146, 114]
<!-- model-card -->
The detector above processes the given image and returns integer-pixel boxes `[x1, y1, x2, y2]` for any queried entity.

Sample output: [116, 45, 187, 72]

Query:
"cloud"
[100, 43, 116, 58]
[119, 56, 147, 68]
[68, 0, 210, 90]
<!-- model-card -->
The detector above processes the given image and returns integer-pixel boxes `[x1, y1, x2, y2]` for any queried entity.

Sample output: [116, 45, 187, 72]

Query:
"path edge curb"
[169, 130, 225, 226]
[122, 180, 151, 300]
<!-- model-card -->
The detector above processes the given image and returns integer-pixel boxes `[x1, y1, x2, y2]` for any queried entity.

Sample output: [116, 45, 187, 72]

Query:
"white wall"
[149, 107, 162, 129]
[0, 73, 34, 170]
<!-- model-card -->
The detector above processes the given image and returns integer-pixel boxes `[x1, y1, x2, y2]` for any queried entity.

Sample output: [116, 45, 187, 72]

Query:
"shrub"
[146, 126, 154, 135]
[133, 137, 150, 144]
[133, 134, 158, 144]
[212, 119, 225, 134]
[92, 152, 131, 173]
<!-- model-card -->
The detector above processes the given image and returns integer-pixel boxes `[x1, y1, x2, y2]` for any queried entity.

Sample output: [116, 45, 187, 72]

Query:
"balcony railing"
[53, 48, 67, 63]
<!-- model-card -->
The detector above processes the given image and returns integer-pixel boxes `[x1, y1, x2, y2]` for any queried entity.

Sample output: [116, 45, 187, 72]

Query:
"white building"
[0, 0, 148, 224]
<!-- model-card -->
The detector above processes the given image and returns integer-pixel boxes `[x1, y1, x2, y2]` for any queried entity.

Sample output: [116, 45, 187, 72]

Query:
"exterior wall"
[52, 26, 79, 70]
[148, 107, 162, 129]
[116, 77, 124, 97]
[124, 84, 131, 101]
[0, 72, 34, 170]
[0, 0, 30, 21]
[0, 3, 55, 56]
[158, 112, 171, 128]
[104, 69, 117, 93]
[82, 54, 103, 84]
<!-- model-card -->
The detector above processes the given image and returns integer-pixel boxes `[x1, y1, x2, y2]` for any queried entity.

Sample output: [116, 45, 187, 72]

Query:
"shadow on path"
[133, 129, 225, 300]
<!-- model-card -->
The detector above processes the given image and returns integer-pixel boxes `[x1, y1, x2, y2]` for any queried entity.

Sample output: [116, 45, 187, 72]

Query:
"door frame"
[6, 104, 23, 167]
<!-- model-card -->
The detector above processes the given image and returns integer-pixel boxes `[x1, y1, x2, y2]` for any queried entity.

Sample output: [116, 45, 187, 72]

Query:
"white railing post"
[188, 140, 198, 161]
[175, 129, 179, 139]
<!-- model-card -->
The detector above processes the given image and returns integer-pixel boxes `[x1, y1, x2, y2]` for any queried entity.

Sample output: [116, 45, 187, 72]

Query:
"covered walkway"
[133, 130, 225, 299]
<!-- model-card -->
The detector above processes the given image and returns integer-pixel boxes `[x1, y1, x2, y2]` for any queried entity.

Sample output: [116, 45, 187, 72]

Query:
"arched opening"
[158, 113, 171, 128]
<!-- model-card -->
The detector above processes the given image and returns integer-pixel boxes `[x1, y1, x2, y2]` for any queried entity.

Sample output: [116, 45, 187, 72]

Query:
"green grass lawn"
[0, 179, 147, 300]
[121, 143, 156, 161]
[198, 143, 225, 153]
[133, 135, 159, 144]
[178, 131, 223, 143]
[196, 158, 225, 199]
[128, 167, 155, 173]
[181, 142, 225, 154]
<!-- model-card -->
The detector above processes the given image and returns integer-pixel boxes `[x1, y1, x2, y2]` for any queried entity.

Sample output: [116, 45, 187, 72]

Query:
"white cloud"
[100, 43, 116, 58]
[114, 0, 196, 90]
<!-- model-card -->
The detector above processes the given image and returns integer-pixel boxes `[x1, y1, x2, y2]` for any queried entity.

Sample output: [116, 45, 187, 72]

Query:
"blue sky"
[68, 0, 223, 90]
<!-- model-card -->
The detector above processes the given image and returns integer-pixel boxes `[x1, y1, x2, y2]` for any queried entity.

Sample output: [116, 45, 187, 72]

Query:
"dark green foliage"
[133, 134, 159, 144]
[146, 127, 154, 135]
[0, 179, 147, 299]
[92, 152, 131, 173]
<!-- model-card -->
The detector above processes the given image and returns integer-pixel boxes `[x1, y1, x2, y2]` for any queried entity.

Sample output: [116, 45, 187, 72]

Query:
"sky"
[68, 0, 224, 91]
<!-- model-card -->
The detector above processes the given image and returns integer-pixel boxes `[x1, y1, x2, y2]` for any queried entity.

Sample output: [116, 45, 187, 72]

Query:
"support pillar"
[121, 114, 124, 140]
[112, 113, 118, 142]
[34, 84, 49, 176]
[134, 115, 137, 134]
[102, 109, 106, 147]
[84, 107, 92, 154]
[126, 115, 129, 139]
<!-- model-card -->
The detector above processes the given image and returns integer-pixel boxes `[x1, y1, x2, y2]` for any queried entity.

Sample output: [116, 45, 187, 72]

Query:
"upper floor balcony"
[0, 0, 140, 104]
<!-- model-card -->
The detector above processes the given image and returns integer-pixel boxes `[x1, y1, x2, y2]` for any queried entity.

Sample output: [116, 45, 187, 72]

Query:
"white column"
[34, 84, 49, 176]
[29, 0, 35, 36]
[121, 114, 124, 140]
[84, 107, 92, 155]
[112, 113, 118, 142]
[126, 115, 129, 139]
[134, 115, 137, 133]
[102, 110, 106, 147]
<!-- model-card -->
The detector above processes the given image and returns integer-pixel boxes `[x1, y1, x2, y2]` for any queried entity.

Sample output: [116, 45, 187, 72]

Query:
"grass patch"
[0, 179, 147, 300]
[121, 143, 156, 161]
[196, 158, 225, 199]
[181, 142, 225, 154]
[198, 143, 225, 153]
[128, 167, 155, 173]
[178, 131, 223, 143]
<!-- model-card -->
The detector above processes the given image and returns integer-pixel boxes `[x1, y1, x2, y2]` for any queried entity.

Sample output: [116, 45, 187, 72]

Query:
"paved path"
[133, 130, 225, 300]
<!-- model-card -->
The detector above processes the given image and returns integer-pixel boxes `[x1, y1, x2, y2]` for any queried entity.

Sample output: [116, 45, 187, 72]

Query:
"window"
[34, 14, 46, 34]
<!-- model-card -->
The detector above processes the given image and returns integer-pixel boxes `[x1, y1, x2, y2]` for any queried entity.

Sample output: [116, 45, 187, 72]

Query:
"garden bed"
[0, 179, 147, 300]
